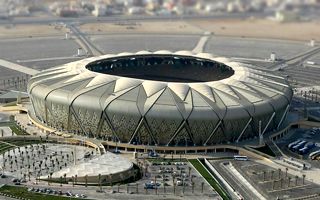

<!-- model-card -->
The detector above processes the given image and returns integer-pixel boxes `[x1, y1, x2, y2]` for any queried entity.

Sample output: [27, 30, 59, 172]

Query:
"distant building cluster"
[0, 0, 319, 19]
[0, 0, 41, 18]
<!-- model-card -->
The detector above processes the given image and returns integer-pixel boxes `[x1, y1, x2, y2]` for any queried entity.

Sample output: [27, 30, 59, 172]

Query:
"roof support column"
[262, 112, 276, 135]
[69, 106, 89, 137]
[129, 117, 144, 144]
[277, 105, 290, 130]
[102, 112, 120, 142]
[166, 121, 186, 146]
[236, 117, 252, 143]
[204, 120, 222, 146]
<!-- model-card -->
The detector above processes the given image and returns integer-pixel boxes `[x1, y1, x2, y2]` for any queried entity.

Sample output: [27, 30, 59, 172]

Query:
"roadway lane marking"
[192, 35, 210, 54]
[0, 59, 39, 75]
[17, 56, 79, 63]
[304, 64, 320, 69]
[231, 57, 273, 63]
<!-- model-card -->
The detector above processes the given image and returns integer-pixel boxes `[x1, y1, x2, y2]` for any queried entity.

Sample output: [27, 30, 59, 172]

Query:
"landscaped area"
[0, 142, 13, 154]
[0, 120, 28, 136]
[9, 123, 28, 135]
[147, 157, 187, 164]
[0, 185, 80, 200]
[0, 140, 40, 154]
[189, 159, 231, 200]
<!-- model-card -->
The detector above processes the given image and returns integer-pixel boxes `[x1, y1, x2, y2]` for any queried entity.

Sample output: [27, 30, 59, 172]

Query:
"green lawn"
[189, 159, 231, 200]
[0, 122, 14, 127]
[147, 157, 187, 164]
[0, 143, 14, 154]
[0, 121, 28, 136]
[8, 140, 40, 146]
[9, 124, 28, 135]
[0, 140, 41, 154]
[0, 114, 28, 136]
[0, 185, 80, 200]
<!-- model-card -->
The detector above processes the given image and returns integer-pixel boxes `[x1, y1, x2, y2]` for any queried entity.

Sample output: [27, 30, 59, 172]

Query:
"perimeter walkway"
[225, 162, 267, 200]
[0, 59, 39, 75]
[192, 32, 211, 54]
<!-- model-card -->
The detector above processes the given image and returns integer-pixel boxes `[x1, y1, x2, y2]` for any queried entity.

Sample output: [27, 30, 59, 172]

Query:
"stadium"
[27, 51, 293, 147]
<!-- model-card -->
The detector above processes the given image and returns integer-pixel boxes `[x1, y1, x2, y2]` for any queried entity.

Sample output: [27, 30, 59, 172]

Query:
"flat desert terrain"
[0, 24, 67, 38]
[189, 18, 320, 41]
[79, 20, 203, 35]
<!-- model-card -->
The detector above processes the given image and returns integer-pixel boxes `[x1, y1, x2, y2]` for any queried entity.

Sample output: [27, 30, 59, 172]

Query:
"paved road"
[68, 24, 103, 56]
[192, 35, 210, 54]
[276, 51, 320, 87]
[205, 36, 309, 62]
[271, 47, 320, 71]
[0, 12, 271, 26]
[211, 160, 257, 200]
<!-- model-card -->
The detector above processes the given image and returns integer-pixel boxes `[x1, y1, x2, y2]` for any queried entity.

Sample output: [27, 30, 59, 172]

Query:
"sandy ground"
[1, 18, 318, 41]
[80, 21, 204, 35]
[189, 18, 320, 41]
[0, 24, 67, 38]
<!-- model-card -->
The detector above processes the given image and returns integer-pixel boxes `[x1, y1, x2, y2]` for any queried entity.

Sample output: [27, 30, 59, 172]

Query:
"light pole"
[272, 180, 275, 190]
[98, 173, 102, 192]
[85, 174, 88, 187]
[201, 182, 204, 193]
[302, 174, 306, 185]
[136, 183, 138, 194]
[285, 168, 288, 178]
[288, 177, 291, 187]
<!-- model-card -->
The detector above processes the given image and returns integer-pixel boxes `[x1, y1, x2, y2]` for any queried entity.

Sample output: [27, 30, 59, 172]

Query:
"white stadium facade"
[28, 51, 293, 147]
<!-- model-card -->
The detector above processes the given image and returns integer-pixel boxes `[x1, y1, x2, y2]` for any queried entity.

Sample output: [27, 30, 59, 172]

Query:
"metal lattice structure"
[28, 51, 292, 146]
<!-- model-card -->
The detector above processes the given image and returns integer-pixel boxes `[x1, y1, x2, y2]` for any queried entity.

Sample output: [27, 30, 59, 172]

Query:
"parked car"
[11, 178, 19, 183]
[148, 151, 159, 157]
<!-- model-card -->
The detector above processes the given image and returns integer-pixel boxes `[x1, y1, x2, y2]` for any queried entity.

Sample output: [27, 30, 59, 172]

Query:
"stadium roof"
[28, 50, 292, 118]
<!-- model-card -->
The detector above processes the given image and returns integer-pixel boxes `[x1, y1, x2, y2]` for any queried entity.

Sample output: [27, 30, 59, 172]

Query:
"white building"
[92, 4, 107, 17]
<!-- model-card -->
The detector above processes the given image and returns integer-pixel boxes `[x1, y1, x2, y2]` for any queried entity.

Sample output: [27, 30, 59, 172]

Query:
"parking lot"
[131, 158, 218, 199]
[212, 159, 320, 200]
[276, 128, 320, 157]
[275, 128, 320, 167]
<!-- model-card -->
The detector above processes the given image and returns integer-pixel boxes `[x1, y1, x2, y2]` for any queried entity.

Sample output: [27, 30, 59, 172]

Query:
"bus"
[304, 142, 315, 148]
[311, 152, 320, 160]
[288, 140, 301, 149]
[234, 155, 248, 161]
[292, 141, 307, 151]
[309, 150, 320, 159]
[299, 147, 310, 155]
